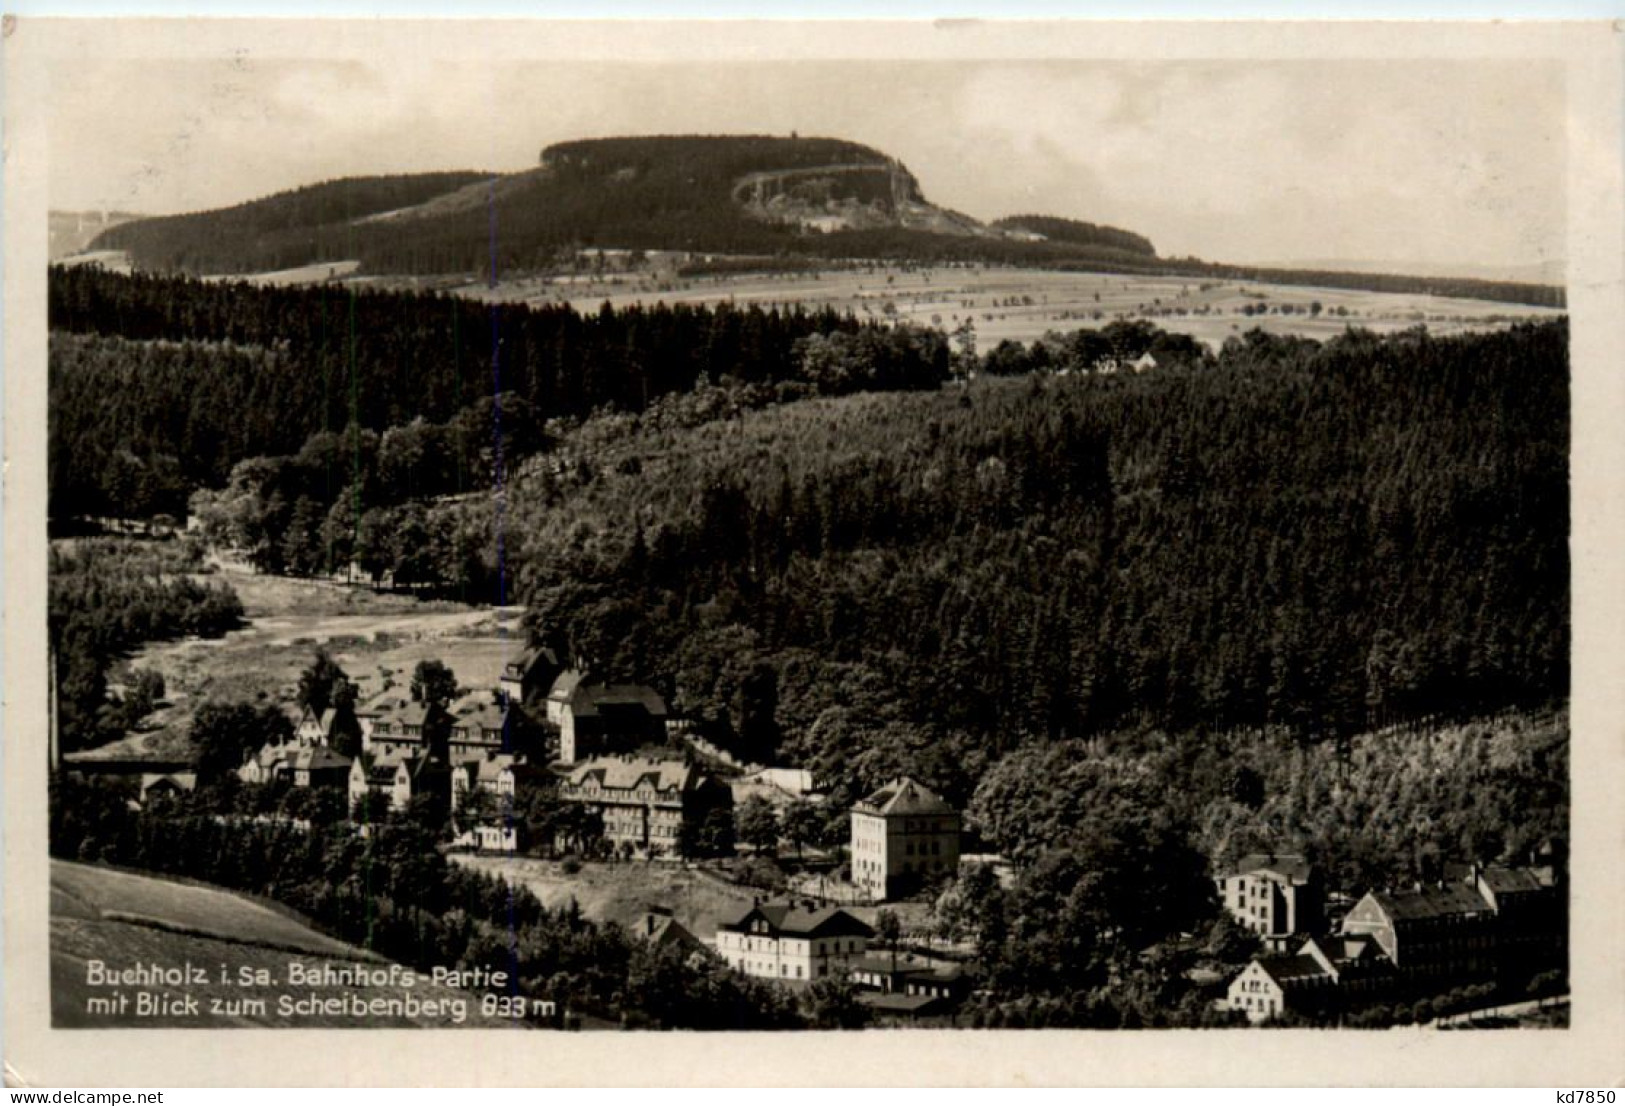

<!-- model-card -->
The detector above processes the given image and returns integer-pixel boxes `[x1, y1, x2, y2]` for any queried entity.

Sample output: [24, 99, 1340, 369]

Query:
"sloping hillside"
[89, 134, 1156, 276]
[90, 171, 489, 274]
[51, 861, 516, 1028]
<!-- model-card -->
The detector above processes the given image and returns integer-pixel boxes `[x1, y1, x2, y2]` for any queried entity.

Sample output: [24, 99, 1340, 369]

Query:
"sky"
[47, 55, 1566, 271]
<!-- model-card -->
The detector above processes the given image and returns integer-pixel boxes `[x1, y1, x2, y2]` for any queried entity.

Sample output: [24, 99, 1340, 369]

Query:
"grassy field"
[451, 856, 942, 945]
[79, 557, 526, 763]
[53, 862, 361, 957]
[448, 263, 1562, 348]
[51, 861, 516, 1028]
[451, 856, 759, 941]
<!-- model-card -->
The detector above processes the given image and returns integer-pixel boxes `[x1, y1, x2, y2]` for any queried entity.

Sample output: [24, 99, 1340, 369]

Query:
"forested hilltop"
[48, 265, 943, 521]
[86, 135, 1165, 277]
[75, 133, 1563, 307]
[498, 322, 1568, 799]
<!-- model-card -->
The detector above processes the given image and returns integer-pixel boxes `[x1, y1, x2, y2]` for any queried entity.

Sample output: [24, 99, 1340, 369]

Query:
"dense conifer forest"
[48, 267, 1568, 790]
[48, 265, 941, 519]
[496, 322, 1568, 810]
[45, 259, 1569, 1027]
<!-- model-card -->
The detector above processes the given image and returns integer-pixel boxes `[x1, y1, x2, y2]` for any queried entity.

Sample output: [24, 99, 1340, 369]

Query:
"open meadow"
[450, 855, 758, 941]
[450, 856, 938, 945]
[78, 555, 526, 764]
[448, 262, 1562, 347]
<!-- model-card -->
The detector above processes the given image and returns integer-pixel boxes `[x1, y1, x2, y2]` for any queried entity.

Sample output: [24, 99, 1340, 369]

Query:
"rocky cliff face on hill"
[84, 134, 1153, 276]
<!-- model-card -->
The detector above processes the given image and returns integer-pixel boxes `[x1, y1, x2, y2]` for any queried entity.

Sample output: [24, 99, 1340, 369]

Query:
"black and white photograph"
[4, 15, 1623, 1089]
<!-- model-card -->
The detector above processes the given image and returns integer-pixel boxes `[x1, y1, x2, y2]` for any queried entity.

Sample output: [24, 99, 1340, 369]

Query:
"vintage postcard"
[4, 16, 1623, 1088]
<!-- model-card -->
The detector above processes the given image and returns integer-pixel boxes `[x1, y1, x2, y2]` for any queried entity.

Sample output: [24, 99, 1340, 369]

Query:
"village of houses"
[122, 631, 1564, 1029]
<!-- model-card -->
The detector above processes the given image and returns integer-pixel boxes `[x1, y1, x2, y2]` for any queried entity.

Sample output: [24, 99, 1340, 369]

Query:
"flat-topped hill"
[88, 134, 1156, 276]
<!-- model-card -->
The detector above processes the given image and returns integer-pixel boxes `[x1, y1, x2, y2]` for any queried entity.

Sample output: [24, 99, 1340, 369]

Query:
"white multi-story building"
[850, 777, 960, 902]
[715, 901, 874, 985]
[1215, 853, 1323, 944]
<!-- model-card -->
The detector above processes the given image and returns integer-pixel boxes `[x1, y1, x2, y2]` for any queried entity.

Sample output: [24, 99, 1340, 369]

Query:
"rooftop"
[1232, 853, 1315, 884]
[1255, 954, 1332, 988]
[566, 755, 699, 794]
[853, 777, 955, 818]
[718, 901, 876, 939]
[1369, 884, 1493, 922]
[1480, 865, 1552, 895]
[505, 642, 561, 679]
[566, 682, 669, 718]
[547, 669, 588, 701]
[291, 746, 352, 771]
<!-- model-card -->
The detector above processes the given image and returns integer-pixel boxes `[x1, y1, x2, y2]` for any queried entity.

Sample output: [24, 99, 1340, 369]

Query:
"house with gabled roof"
[356, 693, 437, 759]
[139, 771, 197, 805]
[1225, 928, 1399, 1023]
[448, 693, 521, 757]
[346, 748, 449, 815]
[850, 777, 961, 901]
[294, 703, 359, 751]
[390, 754, 451, 813]
[349, 750, 404, 814]
[452, 752, 546, 804]
[1226, 951, 1337, 1023]
[715, 900, 874, 985]
[544, 669, 588, 727]
[637, 905, 707, 956]
[240, 742, 293, 786]
[288, 744, 352, 789]
[501, 640, 565, 707]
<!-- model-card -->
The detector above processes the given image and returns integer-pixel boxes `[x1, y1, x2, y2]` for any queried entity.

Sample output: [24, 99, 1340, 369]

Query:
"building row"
[238, 648, 966, 902]
[1220, 858, 1564, 1023]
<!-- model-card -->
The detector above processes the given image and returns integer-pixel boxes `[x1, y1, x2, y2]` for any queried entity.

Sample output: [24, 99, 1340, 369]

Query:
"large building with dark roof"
[558, 754, 730, 856]
[1341, 882, 1501, 983]
[556, 680, 669, 764]
[1224, 861, 1563, 1022]
[715, 900, 874, 985]
[850, 777, 961, 901]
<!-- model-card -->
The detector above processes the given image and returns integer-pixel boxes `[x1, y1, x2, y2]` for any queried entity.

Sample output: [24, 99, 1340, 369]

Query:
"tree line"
[48, 266, 948, 522]
[88, 171, 489, 275]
